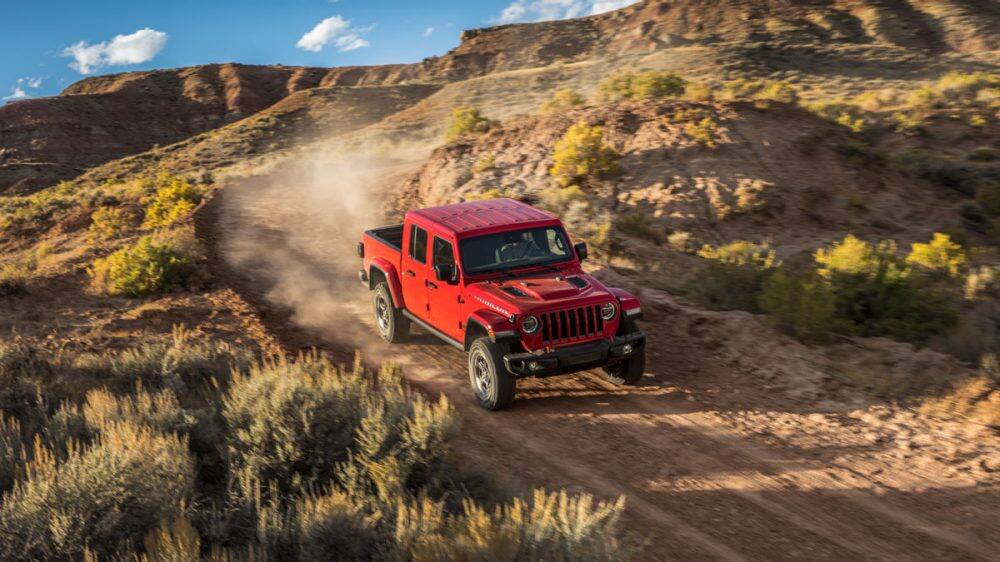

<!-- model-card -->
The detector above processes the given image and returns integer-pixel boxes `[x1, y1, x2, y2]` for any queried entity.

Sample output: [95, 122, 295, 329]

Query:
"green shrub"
[141, 515, 202, 562]
[760, 271, 842, 341]
[755, 81, 798, 104]
[539, 185, 589, 216]
[815, 235, 955, 342]
[719, 78, 765, 100]
[892, 110, 928, 134]
[472, 153, 496, 174]
[685, 117, 721, 147]
[0, 261, 32, 296]
[598, 70, 686, 101]
[296, 489, 379, 561]
[0, 339, 47, 433]
[835, 112, 867, 134]
[905, 233, 966, 278]
[802, 100, 868, 133]
[550, 122, 622, 187]
[540, 89, 585, 113]
[446, 107, 493, 140]
[0, 421, 194, 560]
[396, 490, 625, 561]
[977, 87, 1000, 108]
[222, 355, 454, 499]
[0, 414, 25, 492]
[88, 206, 134, 241]
[0, 245, 54, 296]
[934, 72, 999, 104]
[81, 387, 196, 437]
[852, 90, 896, 111]
[143, 176, 202, 228]
[682, 81, 715, 101]
[617, 213, 661, 243]
[892, 151, 978, 196]
[89, 232, 197, 296]
[907, 86, 942, 109]
[0, 182, 76, 233]
[691, 241, 779, 312]
[76, 325, 252, 393]
[667, 231, 695, 253]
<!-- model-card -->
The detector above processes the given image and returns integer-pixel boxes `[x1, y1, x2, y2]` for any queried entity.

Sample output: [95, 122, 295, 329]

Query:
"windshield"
[459, 226, 573, 275]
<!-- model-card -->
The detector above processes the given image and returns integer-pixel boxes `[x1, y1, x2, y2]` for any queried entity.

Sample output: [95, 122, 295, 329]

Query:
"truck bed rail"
[366, 225, 404, 252]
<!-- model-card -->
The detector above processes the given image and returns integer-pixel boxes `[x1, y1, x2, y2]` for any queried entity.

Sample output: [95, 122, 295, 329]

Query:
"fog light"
[623, 343, 633, 354]
[528, 361, 542, 371]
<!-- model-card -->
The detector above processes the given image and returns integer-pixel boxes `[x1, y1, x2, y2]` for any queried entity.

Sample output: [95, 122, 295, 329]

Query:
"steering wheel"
[500, 239, 544, 262]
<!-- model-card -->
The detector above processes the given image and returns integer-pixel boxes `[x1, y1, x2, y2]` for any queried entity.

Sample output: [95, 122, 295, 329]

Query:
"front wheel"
[373, 283, 408, 343]
[468, 338, 516, 410]
[602, 348, 646, 385]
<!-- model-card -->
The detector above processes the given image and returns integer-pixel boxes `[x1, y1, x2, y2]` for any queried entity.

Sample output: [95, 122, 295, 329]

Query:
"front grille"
[540, 304, 605, 345]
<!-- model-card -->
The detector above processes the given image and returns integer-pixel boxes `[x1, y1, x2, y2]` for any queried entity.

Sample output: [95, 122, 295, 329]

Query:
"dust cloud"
[217, 139, 433, 344]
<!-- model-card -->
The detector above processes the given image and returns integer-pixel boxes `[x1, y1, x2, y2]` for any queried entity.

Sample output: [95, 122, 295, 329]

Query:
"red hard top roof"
[408, 198, 559, 237]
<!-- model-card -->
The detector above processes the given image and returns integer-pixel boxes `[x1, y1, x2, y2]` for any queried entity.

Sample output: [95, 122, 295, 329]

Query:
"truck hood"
[470, 273, 612, 312]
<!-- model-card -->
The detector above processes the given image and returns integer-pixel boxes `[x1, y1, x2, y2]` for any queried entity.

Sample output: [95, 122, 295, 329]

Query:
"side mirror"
[434, 264, 457, 283]
[574, 242, 589, 262]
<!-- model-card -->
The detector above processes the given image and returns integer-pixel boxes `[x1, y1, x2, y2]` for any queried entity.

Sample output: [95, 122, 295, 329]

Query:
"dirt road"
[197, 170, 1000, 561]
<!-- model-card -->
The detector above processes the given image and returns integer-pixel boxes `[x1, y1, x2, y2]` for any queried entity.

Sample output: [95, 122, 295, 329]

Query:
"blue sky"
[1, 0, 637, 103]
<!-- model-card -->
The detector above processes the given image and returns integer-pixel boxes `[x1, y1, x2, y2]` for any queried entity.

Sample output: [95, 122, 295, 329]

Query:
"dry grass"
[921, 356, 1000, 426]
[0, 337, 627, 560]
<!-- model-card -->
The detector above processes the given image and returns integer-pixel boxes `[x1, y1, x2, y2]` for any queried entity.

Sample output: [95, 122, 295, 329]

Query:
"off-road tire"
[602, 349, 646, 385]
[602, 320, 645, 385]
[373, 283, 408, 343]
[468, 337, 516, 410]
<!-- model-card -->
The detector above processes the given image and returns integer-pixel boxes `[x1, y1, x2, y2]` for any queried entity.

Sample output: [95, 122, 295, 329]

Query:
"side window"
[408, 225, 428, 264]
[432, 237, 455, 267]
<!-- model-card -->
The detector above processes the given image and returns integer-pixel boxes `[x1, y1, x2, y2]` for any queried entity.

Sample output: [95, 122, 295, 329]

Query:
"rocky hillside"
[399, 99, 984, 258]
[3, 0, 997, 195]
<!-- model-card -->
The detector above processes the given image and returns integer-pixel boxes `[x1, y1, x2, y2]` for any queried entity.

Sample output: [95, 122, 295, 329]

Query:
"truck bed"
[366, 225, 403, 251]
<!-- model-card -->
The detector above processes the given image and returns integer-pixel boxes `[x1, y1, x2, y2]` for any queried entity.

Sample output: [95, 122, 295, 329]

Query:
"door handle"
[426, 280, 438, 289]
[403, 270, 415, 277]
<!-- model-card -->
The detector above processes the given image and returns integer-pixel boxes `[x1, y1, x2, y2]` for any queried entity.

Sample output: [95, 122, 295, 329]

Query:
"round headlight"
[521, 315, 539, 334]
[600, 302, 617, 321]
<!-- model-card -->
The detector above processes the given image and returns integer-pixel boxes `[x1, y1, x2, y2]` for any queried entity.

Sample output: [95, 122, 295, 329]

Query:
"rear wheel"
[373, 282, 408, 343]
[468, 338, 516, 410]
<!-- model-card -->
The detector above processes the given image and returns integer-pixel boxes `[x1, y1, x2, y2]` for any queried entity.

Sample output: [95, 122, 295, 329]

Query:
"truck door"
[428, 236, 463, 341]
[402, 223, 430, 321]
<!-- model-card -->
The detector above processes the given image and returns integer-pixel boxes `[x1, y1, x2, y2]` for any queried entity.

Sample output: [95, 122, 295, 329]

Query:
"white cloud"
[4, 77, 43, 101]
[296, 16, 372, 53]
[62, 28, 167, 74]
[495, 0, 638, 23]
[423, 27, 435, 37]
[590, 0, 639, 13]
[3, 87, 28, 101]
[18, 77, 43, 89]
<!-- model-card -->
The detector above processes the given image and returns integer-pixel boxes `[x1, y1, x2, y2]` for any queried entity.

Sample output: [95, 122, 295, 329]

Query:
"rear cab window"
[408, 224, 428, 263]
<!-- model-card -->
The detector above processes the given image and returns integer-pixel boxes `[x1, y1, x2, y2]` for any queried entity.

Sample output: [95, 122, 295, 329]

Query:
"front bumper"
[503, 331, 645, 378]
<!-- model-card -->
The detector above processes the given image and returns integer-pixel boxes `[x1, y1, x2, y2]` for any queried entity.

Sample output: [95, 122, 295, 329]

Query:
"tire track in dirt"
[196, 174, 1000, 561]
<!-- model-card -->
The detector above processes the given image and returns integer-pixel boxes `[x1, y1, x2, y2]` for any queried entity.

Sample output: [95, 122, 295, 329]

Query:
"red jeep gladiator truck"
[358, 198, 645, 410]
